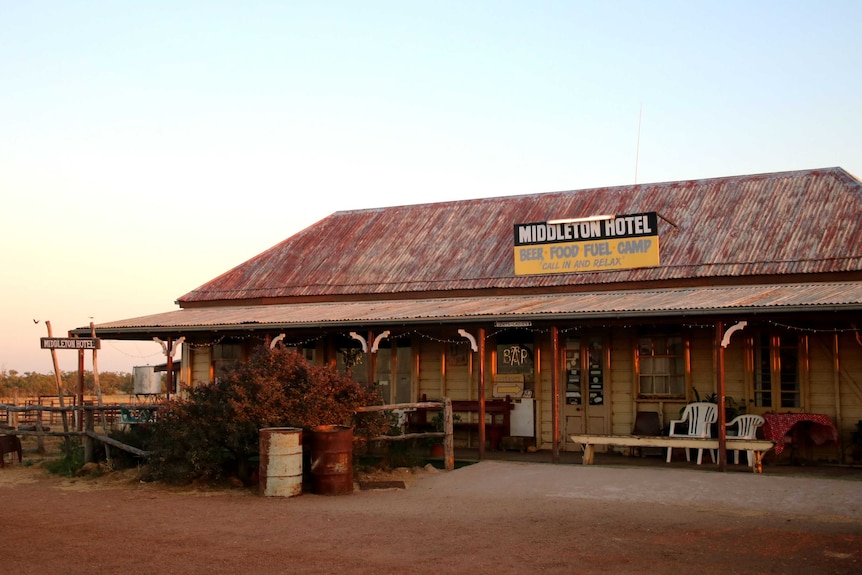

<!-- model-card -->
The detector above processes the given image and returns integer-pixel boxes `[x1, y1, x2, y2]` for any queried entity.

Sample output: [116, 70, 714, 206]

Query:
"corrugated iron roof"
[177, 167, 862, 304]
[85, 281, 862, 338]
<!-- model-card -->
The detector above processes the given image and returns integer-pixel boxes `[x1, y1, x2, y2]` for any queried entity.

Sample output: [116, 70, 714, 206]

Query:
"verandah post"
[716, 321, 727, 472]
[477, 327, 486, 460]
[443, 397, 454, 471]
[552, 325, 560, 464]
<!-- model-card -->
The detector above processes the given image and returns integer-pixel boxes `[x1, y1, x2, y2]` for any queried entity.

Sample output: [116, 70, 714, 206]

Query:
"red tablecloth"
[762, 413, 839, 455]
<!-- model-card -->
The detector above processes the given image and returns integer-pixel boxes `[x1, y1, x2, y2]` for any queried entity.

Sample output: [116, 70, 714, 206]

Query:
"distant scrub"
[0, 369, 134, 399]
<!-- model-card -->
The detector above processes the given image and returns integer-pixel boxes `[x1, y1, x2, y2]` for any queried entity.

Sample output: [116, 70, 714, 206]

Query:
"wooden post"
[166, 337, 174, 400]
[77, 350, 85, 431]
[440, 339, 448, 399]
[832, 333, 843, 463]
[83, 408, 95, 463]
[35, 411, 45, 454]
[443, 397, 454, 471]
[716, 321, 727, 472]
[477, 327, 486, 461]
[90, 322, 111, 466]
[551, 326, 560, 464]
[45, 321, 72, 454]
[367, 330, 375, 391]
[10, 387, 18, 428]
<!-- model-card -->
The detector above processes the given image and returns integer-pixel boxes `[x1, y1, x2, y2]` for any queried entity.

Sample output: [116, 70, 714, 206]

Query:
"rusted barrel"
[259, 427, 303, 497]
[310, 425, 354, 495]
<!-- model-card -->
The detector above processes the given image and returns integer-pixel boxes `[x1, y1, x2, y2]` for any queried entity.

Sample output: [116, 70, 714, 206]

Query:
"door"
[375, 342, 414, 404]
[562, 336, 610, 451]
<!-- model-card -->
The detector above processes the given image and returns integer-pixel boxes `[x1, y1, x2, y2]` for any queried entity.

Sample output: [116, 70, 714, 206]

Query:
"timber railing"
[0, 403, 156, 460]
[356, 398, 455, 471]
[3, 399, 458, 470]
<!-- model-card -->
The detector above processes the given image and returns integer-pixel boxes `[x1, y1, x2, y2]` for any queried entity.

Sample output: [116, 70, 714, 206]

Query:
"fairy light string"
[163, 320, 861, 353]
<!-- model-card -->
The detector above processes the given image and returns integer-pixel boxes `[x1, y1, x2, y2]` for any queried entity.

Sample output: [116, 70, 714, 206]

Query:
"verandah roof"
[76, 281, 862, 339]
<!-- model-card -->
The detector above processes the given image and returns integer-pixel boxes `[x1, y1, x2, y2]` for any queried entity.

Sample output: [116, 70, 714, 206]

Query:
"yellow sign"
[514, 236, 659, 275]
[513, 212, 660, 276]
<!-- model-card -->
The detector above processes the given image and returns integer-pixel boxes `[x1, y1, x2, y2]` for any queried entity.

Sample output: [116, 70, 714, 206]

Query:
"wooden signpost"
[40, 324, 106, 459]
[41, 322, 76, 453]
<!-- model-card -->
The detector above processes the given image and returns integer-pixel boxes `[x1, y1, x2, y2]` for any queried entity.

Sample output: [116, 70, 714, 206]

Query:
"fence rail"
[2, 399, 457, 471]
[356, 398, 454, 471]
[1, 403, 159, 459]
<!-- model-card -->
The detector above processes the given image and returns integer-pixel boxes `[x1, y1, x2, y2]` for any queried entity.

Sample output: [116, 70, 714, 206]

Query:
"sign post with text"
[40, 337, 101, 350]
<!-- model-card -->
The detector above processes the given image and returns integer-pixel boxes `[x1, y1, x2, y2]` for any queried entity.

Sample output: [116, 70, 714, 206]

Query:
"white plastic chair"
[666, 402, 718, 465]
[726, 414, 765, 466]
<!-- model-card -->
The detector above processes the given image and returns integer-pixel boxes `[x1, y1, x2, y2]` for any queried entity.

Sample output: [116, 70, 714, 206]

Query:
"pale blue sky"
[2, 1, 861, 373]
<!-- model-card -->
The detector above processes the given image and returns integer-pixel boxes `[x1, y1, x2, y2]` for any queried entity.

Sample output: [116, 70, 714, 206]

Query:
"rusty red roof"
[178, 167, 862, 305]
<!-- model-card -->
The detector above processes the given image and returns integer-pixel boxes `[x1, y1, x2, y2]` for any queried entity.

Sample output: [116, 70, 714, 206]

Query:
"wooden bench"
[569, 434, 776, 473]
[410, 397, 514, 450]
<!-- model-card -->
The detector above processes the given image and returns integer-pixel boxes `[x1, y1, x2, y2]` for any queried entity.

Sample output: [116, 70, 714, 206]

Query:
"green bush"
[144, 346, 386, 485]
[45, 439, 85, 477]
[105, 425, 156, 469]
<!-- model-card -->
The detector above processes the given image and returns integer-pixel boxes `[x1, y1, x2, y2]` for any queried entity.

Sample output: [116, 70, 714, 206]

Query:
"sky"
[2, 1, 861, 374]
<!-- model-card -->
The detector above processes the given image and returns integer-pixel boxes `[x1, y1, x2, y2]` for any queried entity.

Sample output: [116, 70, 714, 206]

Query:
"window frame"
[749, 331, 805, 413]
[212, 342, 243, 382]
[635, 332, 689, 399]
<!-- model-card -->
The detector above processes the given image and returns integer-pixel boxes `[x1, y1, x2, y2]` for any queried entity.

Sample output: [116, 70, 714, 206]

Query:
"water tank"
[133, 366, 161, 395]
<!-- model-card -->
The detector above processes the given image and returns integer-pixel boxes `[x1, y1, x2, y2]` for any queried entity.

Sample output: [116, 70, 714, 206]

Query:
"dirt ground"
[2, 440, 861, 575]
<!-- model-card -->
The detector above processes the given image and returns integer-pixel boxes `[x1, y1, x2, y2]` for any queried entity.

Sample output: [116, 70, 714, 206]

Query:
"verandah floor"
[440, 446, 862, 480]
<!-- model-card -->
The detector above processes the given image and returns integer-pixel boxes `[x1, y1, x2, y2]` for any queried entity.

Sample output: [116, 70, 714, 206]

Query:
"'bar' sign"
[40, 337, 101, 350]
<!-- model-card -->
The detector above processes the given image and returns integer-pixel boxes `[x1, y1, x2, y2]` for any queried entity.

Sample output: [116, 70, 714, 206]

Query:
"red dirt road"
[2, 460, 861, 575]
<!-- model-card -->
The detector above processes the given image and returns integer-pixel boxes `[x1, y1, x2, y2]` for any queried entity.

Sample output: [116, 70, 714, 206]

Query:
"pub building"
[74, 167, 862, 465]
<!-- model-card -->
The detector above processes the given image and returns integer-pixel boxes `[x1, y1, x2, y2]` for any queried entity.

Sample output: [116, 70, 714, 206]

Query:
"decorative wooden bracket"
[458, 329, 478, 352]
[154, 336, 185, 358]
[721, 321, 747, 348]
[371, 330, 390, 353]
[270, 333, 286, 349]
[349, 332, 368, 353]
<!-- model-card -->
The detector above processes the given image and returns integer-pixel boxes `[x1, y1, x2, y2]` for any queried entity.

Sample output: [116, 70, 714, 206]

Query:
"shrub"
[145, 346, 386, 485]
[45, 439, 85, 477]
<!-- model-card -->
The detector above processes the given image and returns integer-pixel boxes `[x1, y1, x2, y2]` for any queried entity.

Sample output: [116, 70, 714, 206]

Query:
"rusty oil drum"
[310, 425, 354, 495]
[259, 427, 303, 497]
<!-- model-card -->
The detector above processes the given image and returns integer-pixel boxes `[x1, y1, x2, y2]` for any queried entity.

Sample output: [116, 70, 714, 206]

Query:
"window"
[213, 343, 242, 381]
[336, 344, 367, 385]
[292, 345, 315, 364]
[753, 332, 801, 409]
[638, 335, 686, 397]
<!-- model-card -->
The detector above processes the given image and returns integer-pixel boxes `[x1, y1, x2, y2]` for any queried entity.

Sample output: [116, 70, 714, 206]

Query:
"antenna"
[634, 102, 643, 184]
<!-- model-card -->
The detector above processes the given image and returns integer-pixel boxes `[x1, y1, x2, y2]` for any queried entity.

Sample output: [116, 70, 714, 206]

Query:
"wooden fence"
[356, 398, 455, 471]
[0, 403, 156, 460]
[2, 398, 457, 471]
